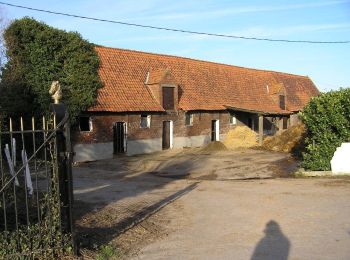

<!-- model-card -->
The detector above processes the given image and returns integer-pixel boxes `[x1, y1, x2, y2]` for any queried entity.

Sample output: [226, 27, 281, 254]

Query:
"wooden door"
[113, 122, 126, 154]
[211, 120, 217, 141]
[162, 121, 171, 149]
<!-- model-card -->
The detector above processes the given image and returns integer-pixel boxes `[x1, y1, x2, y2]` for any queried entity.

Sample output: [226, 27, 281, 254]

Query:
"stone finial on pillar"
[49, 81, 62, 104]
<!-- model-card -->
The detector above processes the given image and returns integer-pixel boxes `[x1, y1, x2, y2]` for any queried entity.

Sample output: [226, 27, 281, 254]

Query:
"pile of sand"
[223, 126, 258, 149]
[201, 141, 228, 152]
[263, 123, 306, 153]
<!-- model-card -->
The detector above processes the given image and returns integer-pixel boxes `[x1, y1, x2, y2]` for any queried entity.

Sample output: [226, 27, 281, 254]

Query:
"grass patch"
[95, 245, 123, 260]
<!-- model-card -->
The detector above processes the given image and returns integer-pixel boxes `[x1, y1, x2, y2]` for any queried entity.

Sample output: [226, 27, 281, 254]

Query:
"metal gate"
[0, 103, 75, 258]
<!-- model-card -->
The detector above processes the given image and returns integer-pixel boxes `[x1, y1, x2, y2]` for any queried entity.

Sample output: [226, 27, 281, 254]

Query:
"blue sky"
[1, 0, 350, 91]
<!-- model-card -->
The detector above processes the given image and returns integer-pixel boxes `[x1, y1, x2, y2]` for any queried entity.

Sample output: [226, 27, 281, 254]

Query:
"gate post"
[50, 103, 77, 255]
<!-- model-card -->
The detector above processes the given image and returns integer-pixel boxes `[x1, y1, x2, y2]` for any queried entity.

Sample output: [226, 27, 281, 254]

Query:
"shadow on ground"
[251, 220, 290, 260]
[73, 149, 200, 250]
[72, 148, 297, 252]
[76, 182, 198, 249]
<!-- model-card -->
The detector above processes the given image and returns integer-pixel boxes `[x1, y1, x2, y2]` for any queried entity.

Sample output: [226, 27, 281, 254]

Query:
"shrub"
[300, 88, 350, 170]
[1, 17, 102, 123]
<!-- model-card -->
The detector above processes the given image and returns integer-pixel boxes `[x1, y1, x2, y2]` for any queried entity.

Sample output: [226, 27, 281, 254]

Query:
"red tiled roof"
[89, 46, 319, 113]
[146, 68, 167, 85]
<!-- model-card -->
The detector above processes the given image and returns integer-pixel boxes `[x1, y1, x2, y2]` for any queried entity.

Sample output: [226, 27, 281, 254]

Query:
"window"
[185, 113, 193, 126]
[140, 115, 151, 128]
[229, 114, 237, 125]
[79, 117, 92, 132]
[279, 95, 286, 110]
[162, 87, 175, 110]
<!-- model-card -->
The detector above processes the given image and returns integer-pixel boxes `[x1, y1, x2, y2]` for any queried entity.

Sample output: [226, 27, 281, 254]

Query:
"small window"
[229, 114, 237, 125]
[140, 115, 151, 128]
[79, 117, 92, 132]
[185, 113, 193, 126]
[279, 95, 286, 110]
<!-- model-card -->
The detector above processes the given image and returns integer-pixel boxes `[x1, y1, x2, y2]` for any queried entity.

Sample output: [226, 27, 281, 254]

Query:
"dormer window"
[279, 95, 286, 110]
[162, 87, 175, 110]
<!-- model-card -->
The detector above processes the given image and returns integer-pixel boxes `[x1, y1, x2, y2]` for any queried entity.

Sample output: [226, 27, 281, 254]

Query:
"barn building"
[73, 46, 319, 162]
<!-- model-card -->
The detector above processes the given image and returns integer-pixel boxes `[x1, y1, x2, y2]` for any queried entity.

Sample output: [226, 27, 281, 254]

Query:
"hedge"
[1, 17, 102, 123]
[300, 88, 350, 170]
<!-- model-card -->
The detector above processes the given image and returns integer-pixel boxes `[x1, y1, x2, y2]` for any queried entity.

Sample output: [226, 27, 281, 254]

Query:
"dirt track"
[132, 178, 350, 260]
[73, 148, 350, 259]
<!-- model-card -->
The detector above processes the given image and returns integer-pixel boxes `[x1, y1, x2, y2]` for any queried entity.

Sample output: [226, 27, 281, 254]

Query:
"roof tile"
[89, 46, 319, 113]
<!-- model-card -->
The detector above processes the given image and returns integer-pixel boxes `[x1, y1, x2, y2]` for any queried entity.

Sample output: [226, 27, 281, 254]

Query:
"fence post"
[50, 103, 77, 255]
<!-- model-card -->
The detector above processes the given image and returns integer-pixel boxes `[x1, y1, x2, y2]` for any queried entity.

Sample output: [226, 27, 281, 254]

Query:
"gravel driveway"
[132, 178, 350, 260]
[72, 148, 350, 259]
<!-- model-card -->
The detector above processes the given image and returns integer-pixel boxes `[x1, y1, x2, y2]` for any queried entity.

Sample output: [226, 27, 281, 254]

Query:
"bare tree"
[0, 7, 8, 71]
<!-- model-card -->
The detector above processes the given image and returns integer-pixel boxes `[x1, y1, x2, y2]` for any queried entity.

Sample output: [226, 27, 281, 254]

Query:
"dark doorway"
[162, 121, 171, 149]
[248, 117, 253, 129]
[113, 122, 127, 154]
[211, 120, 217, 141]
[282, 117, 288, 129]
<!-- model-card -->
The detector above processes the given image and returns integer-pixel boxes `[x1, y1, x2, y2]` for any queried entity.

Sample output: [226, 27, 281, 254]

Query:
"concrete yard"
[73, 148, 350, 259]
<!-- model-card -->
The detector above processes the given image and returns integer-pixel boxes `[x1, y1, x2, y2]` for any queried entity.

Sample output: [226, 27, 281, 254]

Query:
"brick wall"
[73, 110, 242, 144]
[72, 110, 291, 145]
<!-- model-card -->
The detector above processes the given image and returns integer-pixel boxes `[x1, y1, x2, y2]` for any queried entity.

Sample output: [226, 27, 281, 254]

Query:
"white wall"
[74, 142, 113, 162]
[331, 143, 350, 174]
[127, 138, 163, 156]
[73, 134, 215, 162]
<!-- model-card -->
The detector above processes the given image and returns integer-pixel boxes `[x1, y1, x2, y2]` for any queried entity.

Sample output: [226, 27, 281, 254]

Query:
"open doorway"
[113, 122, 127, 154]
[248, 117, 255, 130]
[162, 121, 173, 150]
[211, 120, 219, 141]
[282, 117, 288, 130]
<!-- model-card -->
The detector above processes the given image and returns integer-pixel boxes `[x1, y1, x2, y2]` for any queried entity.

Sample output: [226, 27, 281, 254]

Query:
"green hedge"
[300, 88, 350, 170]
[1, 17, 102, 123]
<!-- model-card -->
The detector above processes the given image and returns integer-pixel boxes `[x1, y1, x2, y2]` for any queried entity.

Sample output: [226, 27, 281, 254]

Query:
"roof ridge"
[95, 45, 309, 79]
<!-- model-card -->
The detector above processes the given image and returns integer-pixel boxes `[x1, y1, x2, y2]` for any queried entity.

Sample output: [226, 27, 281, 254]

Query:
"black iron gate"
[0, 103, 76, 258]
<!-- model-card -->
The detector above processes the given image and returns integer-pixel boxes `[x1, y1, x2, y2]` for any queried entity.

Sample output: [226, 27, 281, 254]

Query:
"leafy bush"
[0, 178, 72, 258]
[300, 88, 350, 170]
[1, 17, 102, 122]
